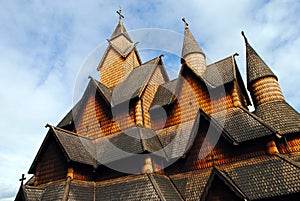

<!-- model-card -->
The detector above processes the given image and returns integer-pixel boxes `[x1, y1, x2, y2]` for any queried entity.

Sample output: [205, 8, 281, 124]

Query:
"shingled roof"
[200, 167, 247, 201]
[97, 16, 142, 71]
[111, 56, 169, 106]
[110, 17, 132, 42]
[150, 78, 178, 108]
[109, 40, 138, 58]
[30, 125, 169, 172]
[15, 186, 45, 201]
[241, 31, 277, 87]
[153, 54, 249, 109]
[53, 126, 96, 166]
[19, 174, 184, 201]
[156, 107, 274, 161]
[220, 155, 300, 200]
[40, 181, 67, 201]
[211, 106, 276, 143]
[57, 77, 112, 128]
[202, 54, 238, 87]
[28, 126, 96, 173]
[170, 168, 212, 200]
[255, 100, 300, 135]
[181, 25, 205, 59]
[20, 154, 300, 201]
[95, 126, 167, 164]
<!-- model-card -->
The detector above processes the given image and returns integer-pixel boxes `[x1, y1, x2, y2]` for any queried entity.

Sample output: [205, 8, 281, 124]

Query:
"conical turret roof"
[181, 18, 205, 59]
[241, 31, 277, 87]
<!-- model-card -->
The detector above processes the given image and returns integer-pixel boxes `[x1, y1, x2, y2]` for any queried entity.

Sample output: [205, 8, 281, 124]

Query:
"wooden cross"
[19, 174, 26, 185]
[182, 18, 189, 28]
[116, 9, 124, 20]
[207, 154, 219, 167]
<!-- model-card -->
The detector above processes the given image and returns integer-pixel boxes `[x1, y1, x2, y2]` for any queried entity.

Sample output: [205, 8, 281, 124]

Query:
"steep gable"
[28, 132, 68, 185]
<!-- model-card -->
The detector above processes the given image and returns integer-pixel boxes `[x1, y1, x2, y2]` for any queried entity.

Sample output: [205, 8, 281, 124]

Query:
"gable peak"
[110, 9, 132, 42]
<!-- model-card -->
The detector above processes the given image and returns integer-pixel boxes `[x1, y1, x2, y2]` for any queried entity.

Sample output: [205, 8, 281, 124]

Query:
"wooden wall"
[76, 91, 135, 139]
[141, 66, 167, 128]
[166, 119, 267, 174]
[35, 138, 67, 185]
[277, 135, 300, 154]
[100, 48, 140, 88]
[250, 77, 284, 107]
[151, 68, 237, 130]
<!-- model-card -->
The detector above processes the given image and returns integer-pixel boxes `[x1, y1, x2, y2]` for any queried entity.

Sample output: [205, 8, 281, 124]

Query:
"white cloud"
[1, 0, 300, 200]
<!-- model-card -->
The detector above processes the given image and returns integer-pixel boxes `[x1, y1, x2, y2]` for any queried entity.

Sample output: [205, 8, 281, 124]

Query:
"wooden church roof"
[16, 12, 300, 201]
[181, 20, 205, 58]
[242, 31, 277, 87]
[112, 56, 169, 106]
[20, 154, 300, 201]
[255, 100, 300, 135]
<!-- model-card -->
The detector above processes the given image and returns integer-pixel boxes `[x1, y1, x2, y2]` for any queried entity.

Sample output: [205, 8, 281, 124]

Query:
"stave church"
[15, 10, 300, 201]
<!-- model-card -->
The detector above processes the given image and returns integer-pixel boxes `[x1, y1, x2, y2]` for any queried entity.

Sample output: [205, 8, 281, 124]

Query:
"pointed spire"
[181, 18, 205, 59]
[241, 31, 277, 87]
[110, 9, 132, 41]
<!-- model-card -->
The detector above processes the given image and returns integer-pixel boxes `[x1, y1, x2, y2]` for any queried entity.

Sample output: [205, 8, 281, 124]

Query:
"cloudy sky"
[1, 0, 300, 200]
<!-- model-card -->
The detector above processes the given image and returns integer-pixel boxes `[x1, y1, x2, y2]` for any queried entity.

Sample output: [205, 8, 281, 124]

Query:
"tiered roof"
[16, 13, 300, 201]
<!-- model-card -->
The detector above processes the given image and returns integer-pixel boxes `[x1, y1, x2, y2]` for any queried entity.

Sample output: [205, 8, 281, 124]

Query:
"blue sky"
[1, 0, 300, 200]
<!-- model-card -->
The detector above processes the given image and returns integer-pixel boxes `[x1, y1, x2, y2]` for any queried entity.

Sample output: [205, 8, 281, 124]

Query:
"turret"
[181, 18, 207, 76]
[242, 31, 284, 107]
[97, 10, 141, 88]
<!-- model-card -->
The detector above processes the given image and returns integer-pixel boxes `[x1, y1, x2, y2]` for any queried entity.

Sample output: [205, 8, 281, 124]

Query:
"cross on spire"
[207, 154, 219, 167]
[19, 174, 26, 185]
[182, 18, 189, 29]
[116, 9, 124, 20]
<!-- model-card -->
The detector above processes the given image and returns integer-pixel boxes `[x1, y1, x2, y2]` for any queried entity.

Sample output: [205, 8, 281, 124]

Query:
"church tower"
[242, 31, 284, 108]
[97, 10, 141, 88]
[181, 18, 207, 76]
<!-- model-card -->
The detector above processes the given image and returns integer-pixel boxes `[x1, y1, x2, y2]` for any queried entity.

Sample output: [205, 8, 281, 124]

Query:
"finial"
[19, 174, 26, 185]
[182, 18, 189, 29]
[116, 9, 124, 20]
[241, 31, 248, 43]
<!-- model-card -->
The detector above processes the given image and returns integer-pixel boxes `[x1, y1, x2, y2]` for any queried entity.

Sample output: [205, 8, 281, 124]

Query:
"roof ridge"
[200, 167, 248, 201]
[62, 177, 71, 201]
[206, 53, 237, 67]
[96, 174, 145, 186]
[89, 76, 112, 104]
[169, 167, 212, 178]
[159, 174, 185, 200]
[110, 17, 132, 42]
[201, 109, 239, 145]
[214, 167, 248, 200]
[147, 173, 167, 201]
[110, 31, 133, 43]
[237, 106, 278, 135]
[137, 127, 146, 152]
[48, 124, 92, 140]
[180, 62, 215, 88]
[137, 56, 162, 97]
[162, 78, 178, 85]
